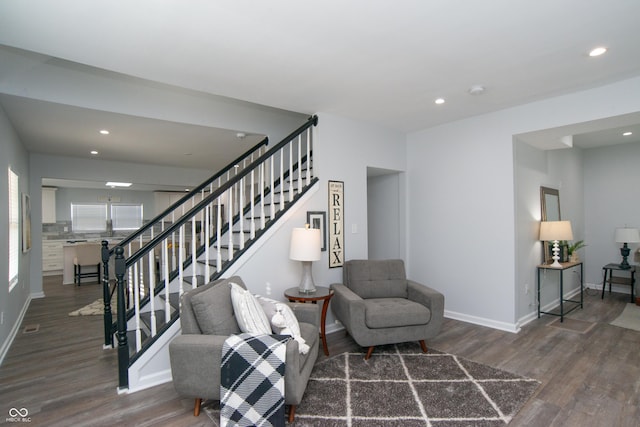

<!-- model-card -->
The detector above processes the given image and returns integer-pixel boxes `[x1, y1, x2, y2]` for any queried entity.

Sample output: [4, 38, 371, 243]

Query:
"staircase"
[100, 116, 318, 393]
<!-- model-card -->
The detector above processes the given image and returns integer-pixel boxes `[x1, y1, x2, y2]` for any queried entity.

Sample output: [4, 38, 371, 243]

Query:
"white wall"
[407, 115, 517, 330]
[407, 76, 640, 331]
[0, 104, 32, 363]
[584, 141, 640, 283]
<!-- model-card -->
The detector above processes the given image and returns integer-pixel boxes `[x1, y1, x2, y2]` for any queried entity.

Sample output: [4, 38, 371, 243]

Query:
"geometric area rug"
[204, 341, 540, 426]
[68, 298, 116, 316]
[610, 303, 640, 332]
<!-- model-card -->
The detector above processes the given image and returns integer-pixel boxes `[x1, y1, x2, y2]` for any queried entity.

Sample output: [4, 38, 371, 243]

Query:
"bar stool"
[74, 243, 102, 285]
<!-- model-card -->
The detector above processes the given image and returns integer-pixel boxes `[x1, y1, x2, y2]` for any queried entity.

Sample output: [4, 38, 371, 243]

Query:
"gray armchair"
[169, 276, 319, 423]
[331, 259, 444, 359]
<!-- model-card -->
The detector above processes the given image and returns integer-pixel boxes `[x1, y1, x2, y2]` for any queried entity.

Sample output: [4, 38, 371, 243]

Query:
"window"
[8, 167, 19, 290]
[71, 203, 107, 232]
[111, 204, 143, 231]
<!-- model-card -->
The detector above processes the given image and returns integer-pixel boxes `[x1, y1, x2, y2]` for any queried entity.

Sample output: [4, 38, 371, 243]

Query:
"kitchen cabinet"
[154, 191, 188, 216]
[42, 187, 57, 223]
[42, 240, 64, 275]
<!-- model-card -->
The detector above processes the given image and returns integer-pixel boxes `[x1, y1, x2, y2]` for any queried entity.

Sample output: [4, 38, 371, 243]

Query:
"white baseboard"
[0, 295, 32, 366]
[517, 286, 584, 328]
[325, 321, 344, 335]
[585, 281, 634, 297]
[327, 310, 521, 336]
[444, 310, 521, 333]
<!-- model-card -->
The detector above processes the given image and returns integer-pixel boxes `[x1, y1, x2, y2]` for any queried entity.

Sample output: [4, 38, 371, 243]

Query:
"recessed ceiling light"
[99, 129, 110, 135]
[90, 150, 99, 155]
[589, 47, 607, 57]
[435, 98, 445, 105]
[106, 182, 132, 188]
[623, 131, 633, 136]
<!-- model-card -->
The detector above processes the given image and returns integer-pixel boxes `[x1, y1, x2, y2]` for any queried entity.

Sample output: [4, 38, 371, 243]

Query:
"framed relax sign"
[328, 180, 344, 268]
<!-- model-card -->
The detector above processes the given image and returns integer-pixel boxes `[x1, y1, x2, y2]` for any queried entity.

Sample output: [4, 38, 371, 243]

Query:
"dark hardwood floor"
[1, 276, 638, 426]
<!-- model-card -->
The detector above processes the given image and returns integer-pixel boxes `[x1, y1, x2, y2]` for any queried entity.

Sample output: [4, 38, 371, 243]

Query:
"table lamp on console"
[540, 220, 573, 268]
[614, 227, 640, 270]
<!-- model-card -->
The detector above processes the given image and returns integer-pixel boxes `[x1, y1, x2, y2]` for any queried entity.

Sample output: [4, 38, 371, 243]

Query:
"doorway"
[367, 167, 406, 260]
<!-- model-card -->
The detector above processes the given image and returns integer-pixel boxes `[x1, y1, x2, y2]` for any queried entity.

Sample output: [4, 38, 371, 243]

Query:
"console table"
[537, 261, 583, 322]
[601, 263, 636, 303]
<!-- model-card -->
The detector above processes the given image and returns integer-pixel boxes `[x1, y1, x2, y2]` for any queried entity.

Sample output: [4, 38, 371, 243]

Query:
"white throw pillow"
[229, 282, 271, 335]
[255, 294, 279, 325]
[255, 294, 309, 354]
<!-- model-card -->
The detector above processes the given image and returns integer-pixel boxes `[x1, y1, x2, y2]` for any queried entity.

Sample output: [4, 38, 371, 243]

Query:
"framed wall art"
[328, 180, 344, 268]
[307, 211, 327, 251]
[22, 193, 32, 252]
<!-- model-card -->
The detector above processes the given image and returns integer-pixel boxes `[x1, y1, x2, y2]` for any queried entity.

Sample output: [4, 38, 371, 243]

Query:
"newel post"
[101, 240, 113, 348]
[115, 246, 129, 391]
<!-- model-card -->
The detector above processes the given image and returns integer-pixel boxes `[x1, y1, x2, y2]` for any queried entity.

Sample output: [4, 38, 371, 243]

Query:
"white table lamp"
[290, 225, 322, 293]
[540, 220, 574, 268]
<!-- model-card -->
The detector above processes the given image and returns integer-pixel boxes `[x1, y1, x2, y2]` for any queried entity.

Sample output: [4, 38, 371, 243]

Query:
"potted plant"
[566, 240, 587, 262]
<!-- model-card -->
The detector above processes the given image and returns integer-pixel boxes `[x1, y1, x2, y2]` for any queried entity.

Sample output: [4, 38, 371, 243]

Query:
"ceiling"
[0, 94, 266, 170]
[1, 0, 640, 184]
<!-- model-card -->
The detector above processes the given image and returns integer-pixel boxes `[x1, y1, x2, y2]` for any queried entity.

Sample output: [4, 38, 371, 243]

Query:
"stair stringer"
[124, 319, 180, 394]
[124, 181, 319, 393]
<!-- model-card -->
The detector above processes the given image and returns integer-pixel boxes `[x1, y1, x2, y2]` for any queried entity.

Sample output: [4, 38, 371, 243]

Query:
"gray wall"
[367, 172, 403, 260]
[584, 141, 640, 283]
[0, 104, 32, 363]
[514, 142, 585, 321]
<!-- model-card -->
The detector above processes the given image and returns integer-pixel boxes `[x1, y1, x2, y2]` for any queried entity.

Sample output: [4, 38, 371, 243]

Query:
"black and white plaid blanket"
[220, 333, 290, 427]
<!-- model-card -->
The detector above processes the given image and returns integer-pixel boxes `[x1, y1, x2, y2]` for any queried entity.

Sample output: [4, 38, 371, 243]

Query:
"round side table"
[284, 286, 334, 356]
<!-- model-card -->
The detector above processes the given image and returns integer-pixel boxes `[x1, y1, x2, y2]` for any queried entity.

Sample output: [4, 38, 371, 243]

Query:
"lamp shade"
[539, 220, 573, 241]
[289, 227, 321, 261]
[614, 227, 640, 243]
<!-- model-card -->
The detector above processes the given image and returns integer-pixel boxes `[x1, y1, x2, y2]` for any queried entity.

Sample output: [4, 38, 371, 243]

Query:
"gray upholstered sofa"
[331, 259, 444, 359]
[168, 276, 319, 422]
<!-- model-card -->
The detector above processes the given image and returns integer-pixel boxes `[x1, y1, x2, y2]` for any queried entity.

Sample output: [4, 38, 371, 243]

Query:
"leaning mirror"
[540, 186, 561, 263]
[540, 186, 560, 222]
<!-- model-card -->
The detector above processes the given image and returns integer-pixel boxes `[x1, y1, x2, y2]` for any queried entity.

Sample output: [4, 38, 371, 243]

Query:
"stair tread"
[183, 275, 205, 286]
[160, 292, 181, 309]
[140, 310, 170, 332]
